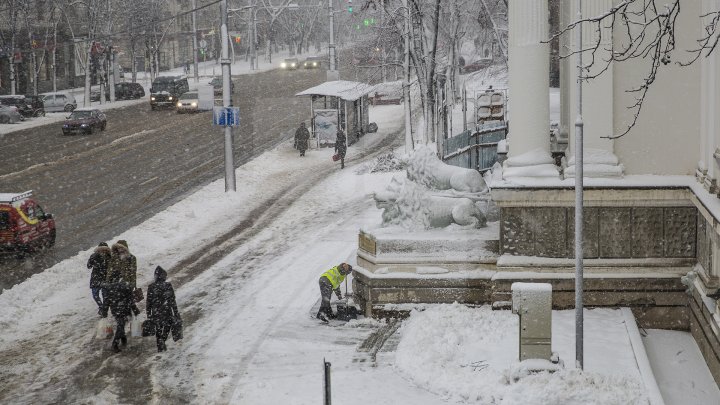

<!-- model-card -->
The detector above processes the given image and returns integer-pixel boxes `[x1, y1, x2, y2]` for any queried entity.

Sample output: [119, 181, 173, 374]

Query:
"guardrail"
[443, 122, 506, 172]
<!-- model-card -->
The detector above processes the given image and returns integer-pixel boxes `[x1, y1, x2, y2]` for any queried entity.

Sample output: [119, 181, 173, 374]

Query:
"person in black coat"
[146, 266, 182, 352]
[87, 242, 111, 316]
[335, 129, 347, 169]
[105, 280, 134, 353]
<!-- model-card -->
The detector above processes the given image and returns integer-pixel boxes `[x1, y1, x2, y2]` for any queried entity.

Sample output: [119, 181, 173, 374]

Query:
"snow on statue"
[372, 147, 494, 230]
[406, 146, 488, 193]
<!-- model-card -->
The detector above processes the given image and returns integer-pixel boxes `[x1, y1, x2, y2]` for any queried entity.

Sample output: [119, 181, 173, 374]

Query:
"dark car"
[62, 108, 107, 135]
[23, 95, 45, 117]
[208, 77, 234, 96]
[90, 82, 146, 102]
[150, 76, 189, 110]
[0, 96, 32, 119]
[303, 56, 323, 69]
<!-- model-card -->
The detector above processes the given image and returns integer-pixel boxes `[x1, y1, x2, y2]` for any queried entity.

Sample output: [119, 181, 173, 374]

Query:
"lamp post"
[574, 0, 584, 370]
[221, 0, 236, 192]
[402, 0, 412, 154]
[192, 0, 200, 82]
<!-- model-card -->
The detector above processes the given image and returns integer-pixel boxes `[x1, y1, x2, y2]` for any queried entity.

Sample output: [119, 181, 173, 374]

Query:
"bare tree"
[0, 0, 24, 94]
[552, 0, 719, 138]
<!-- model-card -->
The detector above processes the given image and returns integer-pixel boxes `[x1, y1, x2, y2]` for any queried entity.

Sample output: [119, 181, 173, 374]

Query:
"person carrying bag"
[146, 266, 182, 352]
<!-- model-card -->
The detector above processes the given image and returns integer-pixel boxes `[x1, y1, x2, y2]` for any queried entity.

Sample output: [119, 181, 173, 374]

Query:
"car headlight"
[291, 63, 296, 67]
[151, 96, 156, 101]
[80, 123, 88, 127]
[280, 62, 287, 68]
[191, 102, 197, 107]
[168, 96, 173, 100]
[63, 124, 69, 128]
[177, 102, 182, 107]
[313, 62, 317, 66]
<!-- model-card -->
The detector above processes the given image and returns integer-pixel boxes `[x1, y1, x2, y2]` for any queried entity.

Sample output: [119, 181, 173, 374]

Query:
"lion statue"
[406, 146, 488, 193]
[374, 175, 487, 230]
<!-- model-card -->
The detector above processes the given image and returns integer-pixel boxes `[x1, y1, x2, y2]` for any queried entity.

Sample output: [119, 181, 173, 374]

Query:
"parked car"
[461, 59, 493, 74]
[280, 58, 299, 70]
[150, 75, 189, 110]
[0, 105, 23, 124]
[303, 56, 323, 69]
[23, 95, 45, 117]
[41, 92, 77, 112]
[62, 108, 107, 135]
[208, 77, 234, 95]
[0, 96, 32, 118]
[0, 190, 56, 255]
[176, 91, 200, 113]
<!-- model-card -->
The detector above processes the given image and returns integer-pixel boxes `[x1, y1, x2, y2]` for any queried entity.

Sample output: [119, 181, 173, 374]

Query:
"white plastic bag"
[130, 315, 142, 338]
[96, 318, 113, 339]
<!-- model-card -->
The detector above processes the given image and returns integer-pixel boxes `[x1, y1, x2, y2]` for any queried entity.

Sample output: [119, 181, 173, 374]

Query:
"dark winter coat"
[107, 242, 137, 289]
[295, 126, 310, 151]
[87, 245, 111, 288]
[335, 130, 347, 158]
[146, 266, 181, 327]
[106, 281, 134, 318]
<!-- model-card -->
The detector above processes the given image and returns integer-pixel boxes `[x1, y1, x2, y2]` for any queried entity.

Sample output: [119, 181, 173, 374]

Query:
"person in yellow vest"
[317, 263, 353, 322]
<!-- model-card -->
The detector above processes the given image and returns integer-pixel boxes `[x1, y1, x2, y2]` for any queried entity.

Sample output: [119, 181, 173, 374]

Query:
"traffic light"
[234, 35, 241, 44]
[348, 0, 352, 13]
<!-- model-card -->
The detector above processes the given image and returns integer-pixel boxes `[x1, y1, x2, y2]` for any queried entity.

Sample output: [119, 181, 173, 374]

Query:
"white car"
[176, 91, 200, 113]
[41, 92, 77, 112]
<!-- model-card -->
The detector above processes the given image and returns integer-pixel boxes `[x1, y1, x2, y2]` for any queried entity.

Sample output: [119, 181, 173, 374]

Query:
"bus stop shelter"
[295, 80, 374, 147]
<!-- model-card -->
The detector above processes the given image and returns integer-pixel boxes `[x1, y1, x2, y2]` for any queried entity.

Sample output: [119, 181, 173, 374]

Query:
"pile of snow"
[394, 304, 648, 404]
[564, 148, 624, 179]
[356, 150, 407, 174]
[502, 148, 559, 179]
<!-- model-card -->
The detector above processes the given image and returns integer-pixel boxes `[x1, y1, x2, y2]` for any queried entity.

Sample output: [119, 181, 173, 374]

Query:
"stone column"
[507, 0, 550, 158]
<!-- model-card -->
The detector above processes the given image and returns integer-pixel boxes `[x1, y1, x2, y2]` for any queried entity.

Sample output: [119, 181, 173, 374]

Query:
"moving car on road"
[303, 56, 323, 69]
[0, 105, 23, 124]
[150, 75, 189, 110]
[176, 91, 200, 113]
[41, 92, 77, 112]
[90, 82, 146, 101]
[280, 58, 299, 70]
[62, 108, 107, 135]
[0, 191, 56, 256]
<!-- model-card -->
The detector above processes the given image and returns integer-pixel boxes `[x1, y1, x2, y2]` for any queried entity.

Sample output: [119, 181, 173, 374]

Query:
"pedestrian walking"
[316, 263, 353, 322]
[295, 122, 310, 157]
[87, 242, 111, 316]
[146, 266, 182, 352]
[105, 240, 141, 353]
[335, 128, 347, 169]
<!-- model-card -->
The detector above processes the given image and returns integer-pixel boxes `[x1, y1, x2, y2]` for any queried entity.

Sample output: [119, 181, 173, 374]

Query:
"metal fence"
[442, 122, 506, 172]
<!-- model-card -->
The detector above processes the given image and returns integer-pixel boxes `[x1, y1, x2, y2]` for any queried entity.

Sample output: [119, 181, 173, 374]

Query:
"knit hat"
[98, 242, 108, 247]
[117, 240, 128, 249]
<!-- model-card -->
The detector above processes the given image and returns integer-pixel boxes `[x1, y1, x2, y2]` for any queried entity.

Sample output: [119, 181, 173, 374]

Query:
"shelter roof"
[296, 80, 375, 101]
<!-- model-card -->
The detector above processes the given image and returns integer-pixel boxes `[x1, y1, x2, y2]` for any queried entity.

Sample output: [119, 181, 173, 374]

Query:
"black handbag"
[133, 287, 144, 303]
[171, 318, 183, 341]
[141, 319, 156, 337]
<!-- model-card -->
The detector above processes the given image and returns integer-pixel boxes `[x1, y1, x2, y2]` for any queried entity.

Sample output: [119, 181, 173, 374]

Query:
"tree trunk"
[84, 48, 92, 107]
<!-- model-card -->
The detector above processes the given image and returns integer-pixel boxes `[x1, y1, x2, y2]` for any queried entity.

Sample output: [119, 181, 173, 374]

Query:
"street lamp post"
[221, 0, 236, 192]
[192, 0, 200, 82]
[328, 0, 337, 78]
[574, 0, 585, 370]
[402, 0, 412, 154]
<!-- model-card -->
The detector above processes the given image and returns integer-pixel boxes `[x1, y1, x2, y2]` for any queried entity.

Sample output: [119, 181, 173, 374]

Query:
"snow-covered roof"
[296, 80, 375, 101]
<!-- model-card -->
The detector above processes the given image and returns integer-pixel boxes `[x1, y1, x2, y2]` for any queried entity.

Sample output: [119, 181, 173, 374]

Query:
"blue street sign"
[213, 106, 241, 126]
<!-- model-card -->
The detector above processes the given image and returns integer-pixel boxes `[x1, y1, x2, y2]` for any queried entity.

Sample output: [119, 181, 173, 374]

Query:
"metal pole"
[108, 42, 115, 102]
[402, 0, 412, 154]
[574, 0, 584, 370]
[323, 359, 332, 405]
[328, 0, 336, 71]
[221, 0, 236, 192]
[380, 0, 386, 82]
[462, 85, 467, 132]
[192, 0, 200, 83]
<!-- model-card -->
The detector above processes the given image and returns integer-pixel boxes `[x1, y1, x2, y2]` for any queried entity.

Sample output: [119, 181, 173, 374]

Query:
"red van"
[0, 191, 56, 255]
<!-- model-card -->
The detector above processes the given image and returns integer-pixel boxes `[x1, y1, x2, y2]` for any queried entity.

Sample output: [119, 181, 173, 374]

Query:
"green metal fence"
[443, 122, 506, 172]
